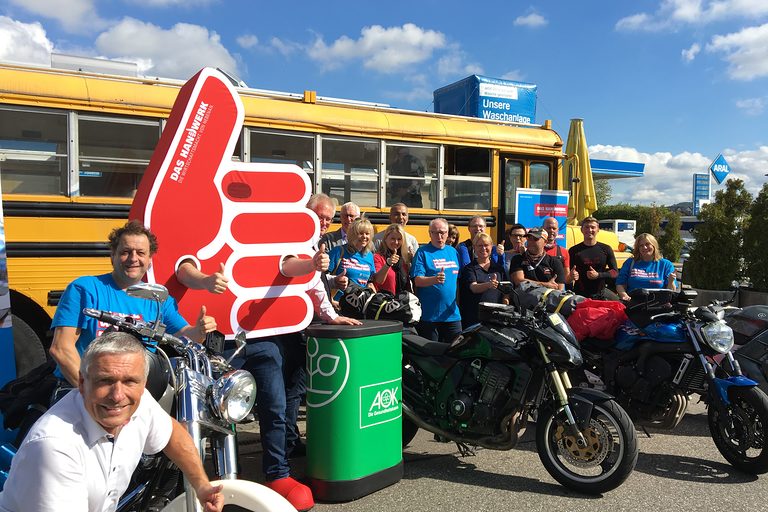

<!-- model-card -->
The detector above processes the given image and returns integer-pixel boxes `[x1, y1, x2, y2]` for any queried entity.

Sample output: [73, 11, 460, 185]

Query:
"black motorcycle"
[401, 298, 638, 494]
[576, 287, 768, 474]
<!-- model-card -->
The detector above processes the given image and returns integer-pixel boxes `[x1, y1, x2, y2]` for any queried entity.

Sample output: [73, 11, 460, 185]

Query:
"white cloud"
[592, 143, 768, 205]
[8, 0, 107, 33]
[237, 34, 258, 49]
[501, 69, 526, 81]
[706, 23, 768, 80]
[94, 18, 238, 79]
[307, 23, 446, 73]
[0, 16, 54, 65]
[616, 0, 768, 31]
[514, 13, 548, 28]
[270, 37, 301, 57]
[735, 97, 766, 115]
[681, 42, 700, 62]
[436, 45, 483, 79]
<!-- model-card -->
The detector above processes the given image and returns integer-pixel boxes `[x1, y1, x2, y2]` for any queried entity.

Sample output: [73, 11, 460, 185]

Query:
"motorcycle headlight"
[701, 320, 734, 354]
[210, 370, 257, 423]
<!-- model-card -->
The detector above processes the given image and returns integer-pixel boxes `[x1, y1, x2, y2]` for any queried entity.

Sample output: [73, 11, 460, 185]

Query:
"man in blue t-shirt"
[411, 218, 461, 342]
[50, 220, 216, 386]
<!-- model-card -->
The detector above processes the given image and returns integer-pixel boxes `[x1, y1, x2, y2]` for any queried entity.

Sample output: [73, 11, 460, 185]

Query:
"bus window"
[385, 143, 438, 209]
[444, 147, 491, 210]
[320, 137, 379, 207]
[249, 130, 315, 181]
[503, 159, 523, 225]
[78, 116, 160, 197]
[530, 161, 551, 190]
[0, 107, 68, 195]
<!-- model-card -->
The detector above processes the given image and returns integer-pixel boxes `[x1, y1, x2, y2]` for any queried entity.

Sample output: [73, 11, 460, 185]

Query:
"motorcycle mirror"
[126, 283, 169, 303]
[226, 330, 249, 365]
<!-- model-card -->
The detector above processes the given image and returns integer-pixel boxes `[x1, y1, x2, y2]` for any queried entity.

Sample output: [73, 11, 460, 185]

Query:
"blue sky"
[2, 0, 768, 205]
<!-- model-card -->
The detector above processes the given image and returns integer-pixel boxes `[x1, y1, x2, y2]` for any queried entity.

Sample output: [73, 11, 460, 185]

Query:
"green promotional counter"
[305, 320, 403, 501]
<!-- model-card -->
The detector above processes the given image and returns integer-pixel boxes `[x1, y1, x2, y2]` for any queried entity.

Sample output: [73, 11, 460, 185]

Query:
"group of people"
[319, 207, 677, 345]
[0, 196, 678, 512]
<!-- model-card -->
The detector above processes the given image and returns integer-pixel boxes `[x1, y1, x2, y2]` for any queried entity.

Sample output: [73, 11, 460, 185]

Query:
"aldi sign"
[709, 154, 731, 185]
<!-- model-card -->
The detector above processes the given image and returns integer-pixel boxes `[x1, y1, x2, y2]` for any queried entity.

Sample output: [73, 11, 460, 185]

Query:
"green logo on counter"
[360, 378, 401, 428]
[306, 336, 350, 408]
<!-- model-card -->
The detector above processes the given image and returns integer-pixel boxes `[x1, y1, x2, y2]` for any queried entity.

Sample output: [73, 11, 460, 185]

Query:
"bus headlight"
[701, 321, 734, 354]
[210, 370, 257, 423]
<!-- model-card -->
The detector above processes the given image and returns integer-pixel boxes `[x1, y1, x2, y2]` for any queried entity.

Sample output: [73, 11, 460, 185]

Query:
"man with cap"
[508, 227, 565, 290]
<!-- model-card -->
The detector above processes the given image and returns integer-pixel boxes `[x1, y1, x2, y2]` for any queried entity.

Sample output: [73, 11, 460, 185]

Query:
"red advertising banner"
[130, 68, 318, 338]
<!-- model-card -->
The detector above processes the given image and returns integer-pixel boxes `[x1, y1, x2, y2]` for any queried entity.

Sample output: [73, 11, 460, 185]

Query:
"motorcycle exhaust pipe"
[402, 404, 522, 450]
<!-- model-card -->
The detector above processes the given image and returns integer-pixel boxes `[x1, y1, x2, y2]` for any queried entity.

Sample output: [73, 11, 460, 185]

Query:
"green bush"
[659, 211, 685, 262]
[743, 183, 768, 291]
[685, 179, 752, 289]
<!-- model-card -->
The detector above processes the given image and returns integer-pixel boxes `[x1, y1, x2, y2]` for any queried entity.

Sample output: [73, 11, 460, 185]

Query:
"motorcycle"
[1, 283, 293, 512]
[576, 287, 768, 474]
[401, 297, 638, 494]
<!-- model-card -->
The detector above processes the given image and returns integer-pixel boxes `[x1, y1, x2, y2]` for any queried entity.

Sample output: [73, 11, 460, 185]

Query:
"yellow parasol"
[562, 118, 597, 225]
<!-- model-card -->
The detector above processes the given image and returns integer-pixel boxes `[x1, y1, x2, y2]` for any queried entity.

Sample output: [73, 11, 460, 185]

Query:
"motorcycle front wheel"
[536, 399, 638, 494]
[709, 386, 768, 474]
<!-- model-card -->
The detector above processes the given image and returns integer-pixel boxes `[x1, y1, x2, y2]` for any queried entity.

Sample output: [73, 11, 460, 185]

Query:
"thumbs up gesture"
[586, 266, 599, 280]
[436, 269, 446, 285]
[335, 268, 349, 290]
[204, 262, 229, 294]
[196, 305, 217, 334]
[313, 242, 329, 272]
[571, 266, 579, 282]
[386, 252, 400, 267]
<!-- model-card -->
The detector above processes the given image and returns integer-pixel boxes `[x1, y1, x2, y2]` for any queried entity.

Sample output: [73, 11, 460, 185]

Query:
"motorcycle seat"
[402, 333, 449, 356]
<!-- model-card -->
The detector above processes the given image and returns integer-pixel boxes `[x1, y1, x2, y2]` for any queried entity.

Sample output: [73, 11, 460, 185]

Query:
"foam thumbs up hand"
[130, 68, 319, 338]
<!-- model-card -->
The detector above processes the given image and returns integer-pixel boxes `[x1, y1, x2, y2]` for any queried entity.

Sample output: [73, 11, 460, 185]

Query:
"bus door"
[499, 157, 553, 237]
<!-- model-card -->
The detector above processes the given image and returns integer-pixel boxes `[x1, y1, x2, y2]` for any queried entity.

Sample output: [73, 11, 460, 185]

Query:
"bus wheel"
[12, 315, 47, 377]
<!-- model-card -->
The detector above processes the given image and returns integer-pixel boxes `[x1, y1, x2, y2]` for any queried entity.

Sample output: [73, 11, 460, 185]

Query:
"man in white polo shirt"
[0, 332, 223, 512]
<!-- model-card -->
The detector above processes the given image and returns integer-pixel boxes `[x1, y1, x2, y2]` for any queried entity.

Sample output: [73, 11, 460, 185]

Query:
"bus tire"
[11, 314, 47, 377]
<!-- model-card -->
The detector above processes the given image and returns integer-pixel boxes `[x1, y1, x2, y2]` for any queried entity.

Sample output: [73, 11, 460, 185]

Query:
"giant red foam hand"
[130, 68, 318, 338]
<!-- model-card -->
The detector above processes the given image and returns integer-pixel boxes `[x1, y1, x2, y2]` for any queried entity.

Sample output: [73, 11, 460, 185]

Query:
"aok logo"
[360, 378, 402, 429]
[305, 336, 350, 408]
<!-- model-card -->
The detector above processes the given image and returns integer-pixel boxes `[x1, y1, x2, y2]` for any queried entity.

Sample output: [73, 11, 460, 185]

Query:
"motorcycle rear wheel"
[536, 399, 638, 494]
[709, 386, 768, 474]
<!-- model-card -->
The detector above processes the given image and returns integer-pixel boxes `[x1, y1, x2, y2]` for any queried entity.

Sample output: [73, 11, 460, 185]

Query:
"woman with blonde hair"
[372, 224, 413, 294]
[328, 218, 376, 299]
[447, 223, 460, 249]
[459, 232, 507, 328]
[616, 232, 676, 301]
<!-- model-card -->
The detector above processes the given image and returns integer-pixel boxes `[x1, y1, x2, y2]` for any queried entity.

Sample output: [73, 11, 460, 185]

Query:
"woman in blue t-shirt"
[328, 218, 376, 300]
[616, 233, 676, 301]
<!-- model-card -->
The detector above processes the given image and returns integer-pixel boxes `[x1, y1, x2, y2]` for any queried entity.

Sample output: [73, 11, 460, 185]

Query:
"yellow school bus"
[0, 61, 567, 370]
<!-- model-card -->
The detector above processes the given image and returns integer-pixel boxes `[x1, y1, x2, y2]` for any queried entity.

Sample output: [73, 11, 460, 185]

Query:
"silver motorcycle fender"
[160, 479, 295, 512]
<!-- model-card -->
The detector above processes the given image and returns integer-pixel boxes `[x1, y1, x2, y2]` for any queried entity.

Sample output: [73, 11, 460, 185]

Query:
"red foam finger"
[232, 255, 315, 288]
[222, 170, 309, 203]
[237, 296, 313, 332]
[230, 213, 316, 244]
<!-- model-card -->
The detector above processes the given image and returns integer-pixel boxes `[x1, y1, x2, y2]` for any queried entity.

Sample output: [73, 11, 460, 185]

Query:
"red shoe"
[265, 476, 315, 511]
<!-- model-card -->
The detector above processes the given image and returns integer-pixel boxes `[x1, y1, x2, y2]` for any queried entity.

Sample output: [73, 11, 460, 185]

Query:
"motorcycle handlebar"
[82, 307, 181, 349]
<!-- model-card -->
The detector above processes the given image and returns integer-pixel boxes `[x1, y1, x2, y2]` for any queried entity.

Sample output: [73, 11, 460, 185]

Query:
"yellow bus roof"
[0, 62, 563, 155]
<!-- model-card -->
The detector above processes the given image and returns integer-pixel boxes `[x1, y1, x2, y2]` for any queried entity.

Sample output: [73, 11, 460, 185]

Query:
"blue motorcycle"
[576, 287, 768, 474]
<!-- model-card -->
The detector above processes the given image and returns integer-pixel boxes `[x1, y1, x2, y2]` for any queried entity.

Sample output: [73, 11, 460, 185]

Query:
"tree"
[743, 183, 768, 291]
[636, 204, 666, 240]
[685, 179, 752, 289]
[594, 203, 643, 221]
[595, 179, 612, 209]
[659, 210, 685, 262]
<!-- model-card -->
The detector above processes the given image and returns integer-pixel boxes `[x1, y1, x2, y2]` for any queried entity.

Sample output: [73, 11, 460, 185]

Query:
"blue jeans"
[273, 332, 306, 454]
[416, 320, 463, 343]
[240, 339, 289, 481]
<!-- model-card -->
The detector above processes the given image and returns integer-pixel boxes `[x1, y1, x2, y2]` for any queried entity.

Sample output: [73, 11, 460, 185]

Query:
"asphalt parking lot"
[231, 401, 767, 512]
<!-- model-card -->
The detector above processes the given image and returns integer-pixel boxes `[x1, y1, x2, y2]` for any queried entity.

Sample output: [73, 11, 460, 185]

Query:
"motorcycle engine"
[447, 360, 513, 435]
[615, 355, 671, 404]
